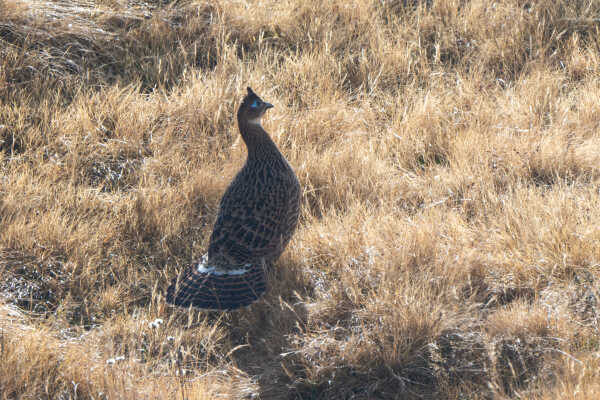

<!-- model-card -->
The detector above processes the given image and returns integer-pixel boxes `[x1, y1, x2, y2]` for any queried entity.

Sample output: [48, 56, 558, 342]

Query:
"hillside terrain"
[1, 0, 600, 398]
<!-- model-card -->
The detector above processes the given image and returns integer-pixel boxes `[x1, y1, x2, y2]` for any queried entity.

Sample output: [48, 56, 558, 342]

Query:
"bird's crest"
[241, 87, 260, 109]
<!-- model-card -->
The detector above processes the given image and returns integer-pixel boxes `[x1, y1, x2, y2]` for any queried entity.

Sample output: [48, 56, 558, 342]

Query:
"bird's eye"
[251, 100, 259, 108]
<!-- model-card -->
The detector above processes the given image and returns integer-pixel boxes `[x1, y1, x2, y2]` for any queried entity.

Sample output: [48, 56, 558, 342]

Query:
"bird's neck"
[237, 117, 281, 160]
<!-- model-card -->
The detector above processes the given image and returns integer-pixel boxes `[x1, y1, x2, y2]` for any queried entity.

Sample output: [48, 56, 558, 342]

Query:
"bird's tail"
[166, 257, 266, 310]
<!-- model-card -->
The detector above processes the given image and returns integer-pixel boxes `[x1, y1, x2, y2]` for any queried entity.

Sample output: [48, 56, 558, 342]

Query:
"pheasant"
[166, 87, 301, 310]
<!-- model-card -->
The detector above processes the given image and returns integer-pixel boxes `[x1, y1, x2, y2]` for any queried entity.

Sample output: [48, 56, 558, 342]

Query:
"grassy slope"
[1, 0, 600, 398]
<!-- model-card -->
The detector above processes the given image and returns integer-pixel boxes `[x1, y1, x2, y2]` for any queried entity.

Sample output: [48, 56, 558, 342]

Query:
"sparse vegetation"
[1, 0, 600, 398]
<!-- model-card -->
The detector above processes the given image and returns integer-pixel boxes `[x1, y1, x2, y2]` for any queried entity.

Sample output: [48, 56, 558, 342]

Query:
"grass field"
[1, 0, 600, 398]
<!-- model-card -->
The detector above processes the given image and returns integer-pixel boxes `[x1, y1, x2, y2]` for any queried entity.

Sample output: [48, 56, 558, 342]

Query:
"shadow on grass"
[221, 258, 313, 400]
[219, 262, 494, 400]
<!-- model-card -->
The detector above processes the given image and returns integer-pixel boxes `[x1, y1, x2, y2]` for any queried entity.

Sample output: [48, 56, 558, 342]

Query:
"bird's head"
[238, 87, 274, 126]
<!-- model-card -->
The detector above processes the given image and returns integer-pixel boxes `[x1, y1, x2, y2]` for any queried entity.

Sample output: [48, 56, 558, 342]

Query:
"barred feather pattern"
[166, 87, 301, 311]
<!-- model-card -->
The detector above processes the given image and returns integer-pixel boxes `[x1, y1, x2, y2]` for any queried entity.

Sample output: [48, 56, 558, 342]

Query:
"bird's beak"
[264, 102, 274, 110]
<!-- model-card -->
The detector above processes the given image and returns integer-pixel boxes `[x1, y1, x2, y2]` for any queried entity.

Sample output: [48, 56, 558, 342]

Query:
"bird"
[166, 87, 301, 310]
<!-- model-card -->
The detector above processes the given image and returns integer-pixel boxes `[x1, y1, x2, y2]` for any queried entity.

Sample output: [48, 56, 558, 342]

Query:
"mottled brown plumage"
[166, 87, 301, 310]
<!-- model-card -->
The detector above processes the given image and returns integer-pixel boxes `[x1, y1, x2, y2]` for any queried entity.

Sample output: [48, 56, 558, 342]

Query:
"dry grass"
[1, 0, 600, 398]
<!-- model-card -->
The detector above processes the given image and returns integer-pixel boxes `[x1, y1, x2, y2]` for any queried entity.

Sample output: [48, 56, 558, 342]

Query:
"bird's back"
[208, 153, 301, 267]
